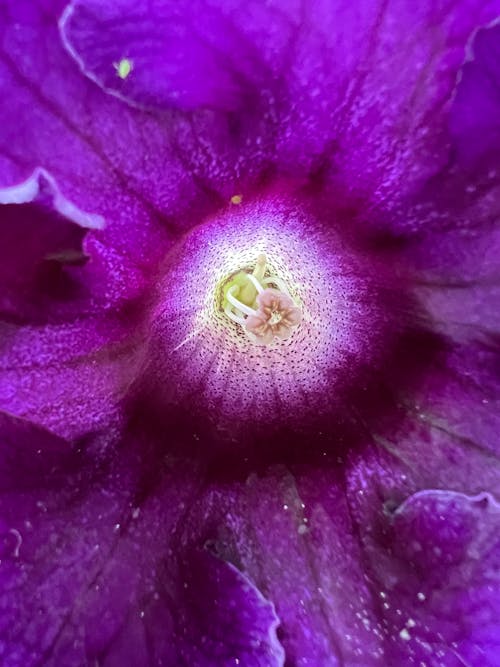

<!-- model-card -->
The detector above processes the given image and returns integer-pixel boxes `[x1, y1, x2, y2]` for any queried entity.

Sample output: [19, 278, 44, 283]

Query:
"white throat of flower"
[222, 254, 302, 346]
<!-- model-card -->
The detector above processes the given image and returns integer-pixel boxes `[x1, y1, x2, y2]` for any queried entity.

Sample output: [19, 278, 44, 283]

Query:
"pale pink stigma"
[245, 288, 302, 346]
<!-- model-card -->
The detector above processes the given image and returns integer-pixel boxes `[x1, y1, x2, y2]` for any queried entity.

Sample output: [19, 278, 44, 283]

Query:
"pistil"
[222, 254, 302, 345]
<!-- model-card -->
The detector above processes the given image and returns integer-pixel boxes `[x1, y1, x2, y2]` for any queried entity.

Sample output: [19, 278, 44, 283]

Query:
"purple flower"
[1, 1, 500, 665]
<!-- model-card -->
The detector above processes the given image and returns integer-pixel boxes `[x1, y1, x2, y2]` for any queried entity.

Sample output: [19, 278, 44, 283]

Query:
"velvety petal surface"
[0, 0, 181, 259]
[0, 168, 102, 316]
[0, 2, 183, 437]
[387, 18, 500, 471]
[176, 550, 284, 666]
[0, 413, 284, 667]
[380, 491, 500, 666]
[450, 21, 500, 169]
[0, 169, 147, 438]
[60, 0, 269, 112]
[180, 461, 500, 667]
[3, 409, 499, 667]
[1, 1, 500, 666]
[4, 0, 500, 222]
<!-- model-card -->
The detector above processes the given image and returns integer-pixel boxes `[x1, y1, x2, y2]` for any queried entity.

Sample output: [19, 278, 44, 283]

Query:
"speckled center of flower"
[221, 253, 302, 346]
[149, 192, 387, 429]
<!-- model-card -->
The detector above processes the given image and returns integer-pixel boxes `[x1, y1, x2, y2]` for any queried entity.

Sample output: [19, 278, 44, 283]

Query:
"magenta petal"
[0, 169, 147, 438]
[273, 1, 500, 204]
[212, 471, 386, 665]
[0, 314, 143, 439]
[0, 0, 190, 260]
[177, 550, 284, 666]
[61, 0, 266, 112]
[380, 491, 500, 666]
[0, 411, 76, 490]
[0, 173, 146, 438]
[450, 22, 500, 168]
[0, 167, 103, 229]
[60, 0, 500, 207]
[0, 417, 157, 666]
[0, 415, 284, 666]
[56, 0, 284, 199]
[0, 168, 103, 316]
[216, 467, 500, 665]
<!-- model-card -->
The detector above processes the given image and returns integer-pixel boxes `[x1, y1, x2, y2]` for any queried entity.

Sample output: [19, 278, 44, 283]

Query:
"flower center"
[147, 190, 393, 436]
[221, 253, 302, 346]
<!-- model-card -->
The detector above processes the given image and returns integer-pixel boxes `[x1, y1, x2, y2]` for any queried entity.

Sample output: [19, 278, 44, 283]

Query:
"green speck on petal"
[114, 58, 133, 80]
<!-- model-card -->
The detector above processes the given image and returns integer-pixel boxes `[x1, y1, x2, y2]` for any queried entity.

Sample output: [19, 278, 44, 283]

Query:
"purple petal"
[0, 0, 185, 258]
[185, 466, 500, 666]
[0, 315, 143, 438]
[0, 415, 284, 666]
[178, 550, 284, 666]
[0, 170, 146, 438]
[0, 411, 75, 489]
[0, 167, 103, 228]
[377, 490, 500, 666]
[0, 0, 280, 241]
[450, 21, 500, 168]
[6, 0, 500, 222]
[272, 0, 500, 207]
[0, 168, 103, 316]
[206, 471, 384, 666]
[60, 0, 267, 112]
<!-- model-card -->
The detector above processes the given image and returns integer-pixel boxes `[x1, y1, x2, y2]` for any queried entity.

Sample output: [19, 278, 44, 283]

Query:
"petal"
[177, 550, 284, 666]
[60, 0, 265, 112]
[0, 411, 77, 489]
[0, 168, 103, 317]
[273, 0, 500, 207]
[0, 0, 277, 241]
[450, 21, 500, 169]
[203, 470, 385, 666]
[0, 170, 146, 438]
[0, 416, 284, 666]
[61, 0, 500, 207]
[0, 167, 103, 228]
[398, 22, 500, 361]
[390, 343, 500, 463]
[0, 0, 186, 261]
[376, 490, 500, 666]
[190, 464, 500, 666]
[0, 315, 144, 439]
